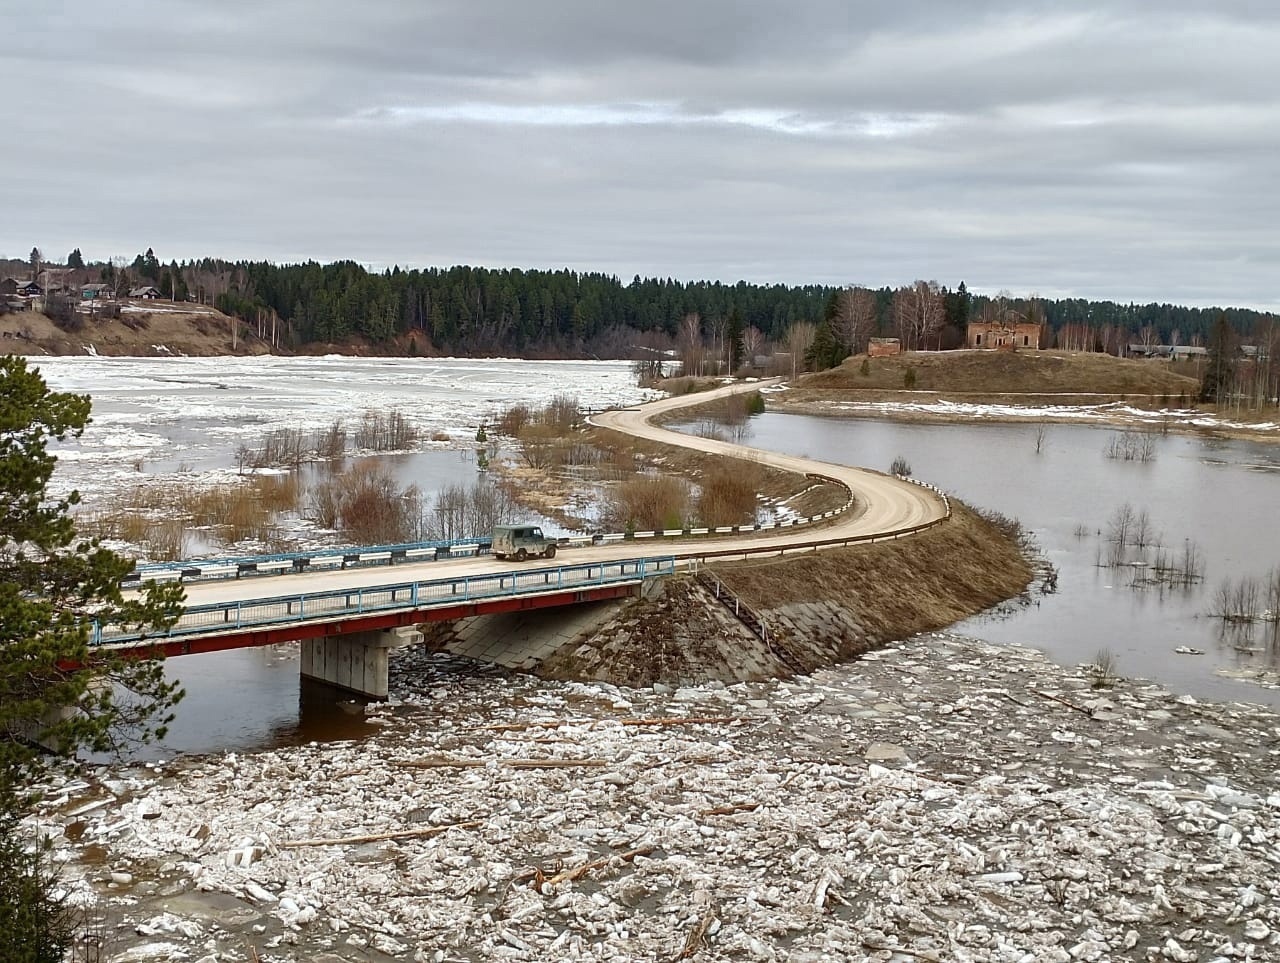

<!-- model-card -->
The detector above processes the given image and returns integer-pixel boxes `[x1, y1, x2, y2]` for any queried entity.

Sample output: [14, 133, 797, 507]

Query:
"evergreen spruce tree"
[724, 308, 744, 373]
[66, 249, 84, 270]
[0, 775, 74, 963]
[1, 357, 186, 959]
[1200, 313, 1235, 403]
[806, 321, 847, 371]
[1, 356, 185, 777]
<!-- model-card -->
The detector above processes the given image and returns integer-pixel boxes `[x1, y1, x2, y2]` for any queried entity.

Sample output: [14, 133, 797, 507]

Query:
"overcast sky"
[4, 2, 1277, 309]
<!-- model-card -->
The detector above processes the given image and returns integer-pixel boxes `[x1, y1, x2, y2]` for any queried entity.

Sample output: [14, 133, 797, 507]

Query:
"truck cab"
[491, 524, 557, 561]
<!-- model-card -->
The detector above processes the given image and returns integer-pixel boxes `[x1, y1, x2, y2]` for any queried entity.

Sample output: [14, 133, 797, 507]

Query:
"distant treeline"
[15, 249, 1278, 356]
[205, 261, 1280, 356]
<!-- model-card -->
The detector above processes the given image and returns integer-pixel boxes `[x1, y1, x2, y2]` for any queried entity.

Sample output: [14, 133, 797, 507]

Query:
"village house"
[2, 278, 44, 298]
[128, 285, 162, 299]
[967, 320, 1041, 350]
[81, 282, 114, 300]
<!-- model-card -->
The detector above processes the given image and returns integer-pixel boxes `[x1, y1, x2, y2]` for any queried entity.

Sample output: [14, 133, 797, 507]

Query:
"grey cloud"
[1, 2, 1276, 310]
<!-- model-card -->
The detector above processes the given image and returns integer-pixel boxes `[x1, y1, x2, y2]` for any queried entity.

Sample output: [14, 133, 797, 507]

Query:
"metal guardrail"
[98, 477, 952, 649]
[123, 534, 497, 586]
[120, 472, 858, 587]
[95, 557, 676, 647]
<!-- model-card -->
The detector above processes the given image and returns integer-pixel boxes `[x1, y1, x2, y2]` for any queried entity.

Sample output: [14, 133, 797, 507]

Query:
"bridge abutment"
[300, 626, 422, 699]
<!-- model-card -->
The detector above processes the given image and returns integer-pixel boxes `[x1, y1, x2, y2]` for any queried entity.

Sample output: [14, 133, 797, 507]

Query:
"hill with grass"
[798, 349, 1200, 400]
[0, 303, 272, 357]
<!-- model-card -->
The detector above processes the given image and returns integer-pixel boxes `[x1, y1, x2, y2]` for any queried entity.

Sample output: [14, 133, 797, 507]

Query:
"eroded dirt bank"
[536, 504, 1033, 687]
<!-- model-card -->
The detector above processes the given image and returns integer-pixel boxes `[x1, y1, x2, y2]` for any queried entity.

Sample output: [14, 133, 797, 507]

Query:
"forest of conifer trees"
[13, 249, 1278, 361]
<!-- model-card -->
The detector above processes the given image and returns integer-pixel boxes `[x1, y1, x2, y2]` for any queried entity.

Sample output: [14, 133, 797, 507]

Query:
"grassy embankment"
[781, 349, 1202, 411]
[536, 502, 1032, 686]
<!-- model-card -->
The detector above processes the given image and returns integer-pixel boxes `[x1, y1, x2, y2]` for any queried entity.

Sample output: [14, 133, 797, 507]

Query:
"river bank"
[34, 629, 1280, 962]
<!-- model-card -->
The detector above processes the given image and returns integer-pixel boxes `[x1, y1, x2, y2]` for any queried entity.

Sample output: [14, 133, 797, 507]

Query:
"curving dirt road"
[177, 380, 948, 608]
[591, 378, 947, 539]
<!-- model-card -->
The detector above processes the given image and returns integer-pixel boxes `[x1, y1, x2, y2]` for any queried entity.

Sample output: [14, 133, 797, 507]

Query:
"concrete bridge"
[102, 379, 949, 698]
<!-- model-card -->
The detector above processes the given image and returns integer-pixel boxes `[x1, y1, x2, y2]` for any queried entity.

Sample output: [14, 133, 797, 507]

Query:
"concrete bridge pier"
[300, 625, 423, 699]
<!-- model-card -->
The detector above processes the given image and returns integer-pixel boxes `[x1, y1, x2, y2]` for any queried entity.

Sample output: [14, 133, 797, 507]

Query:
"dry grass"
[712, 502, 1033, 641]
[798, 349, 1199, 398]
[78, 508, 190, 561]
[656, 376, 722, 396]
[697, 460, 764, 527]
[607, 474, 691, 532]
[81, 471, 304, 554]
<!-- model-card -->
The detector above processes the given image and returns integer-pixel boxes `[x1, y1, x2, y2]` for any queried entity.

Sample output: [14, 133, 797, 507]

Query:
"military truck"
[491, 524, 557, 561]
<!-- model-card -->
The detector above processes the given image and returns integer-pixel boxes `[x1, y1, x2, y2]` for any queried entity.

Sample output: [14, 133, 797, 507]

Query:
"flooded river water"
[32, 358, 1280, 754]
[740, 410, 1280, 705]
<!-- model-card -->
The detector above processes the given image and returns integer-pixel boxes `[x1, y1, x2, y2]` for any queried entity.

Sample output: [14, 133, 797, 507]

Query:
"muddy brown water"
[728, 412, 1280, 706]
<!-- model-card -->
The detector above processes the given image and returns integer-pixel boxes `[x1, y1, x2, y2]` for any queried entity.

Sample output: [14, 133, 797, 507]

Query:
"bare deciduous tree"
[833, 286, 877, 355]
[892, 281, 944, 351]
[740, 325, 766, 367]
[785, 321, 816, 381]
[678, 312, 704, 377]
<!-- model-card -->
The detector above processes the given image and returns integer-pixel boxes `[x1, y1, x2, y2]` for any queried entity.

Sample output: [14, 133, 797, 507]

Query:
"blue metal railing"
[123, 534, 501, 585]
[95, 556, 674, 646]
[122, 470, 857, 587]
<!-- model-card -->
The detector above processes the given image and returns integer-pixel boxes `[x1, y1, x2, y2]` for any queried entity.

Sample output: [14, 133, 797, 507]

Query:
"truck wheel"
[516, 548, 527, 561]
[544, 544, 556, 559]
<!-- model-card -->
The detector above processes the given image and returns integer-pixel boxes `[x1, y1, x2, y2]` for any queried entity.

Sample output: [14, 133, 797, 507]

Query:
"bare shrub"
[542, 394, 581, 431]
[1213, 575, 1263, 622]
[1106, 503, 1134, 548]
[890, 455, 912, 477]
[1104, 430, 1157, 462]
[147, 518, 188, 561]
[517, 423, 564, 469]
[354, 410, 419, 452]
[660, 376, 718, 396]
[321, 462, 420, 544]
[607, 474, 690, 532]
[424, 480, 521, 540]
[308, 480, 341, 530]
[693, 419, 725, 441]
[241, 427, 307, 469]
[697, 461, 762, 527]
[973, 508, 1033, 556]
[564, 442, 605, 467]
[43, 292, 82, 330]
[1088, 648, 1120, 688]
[495, 404, 532, 437]
[1131, 509, 1157, 549]
[311, 419, 347, 460]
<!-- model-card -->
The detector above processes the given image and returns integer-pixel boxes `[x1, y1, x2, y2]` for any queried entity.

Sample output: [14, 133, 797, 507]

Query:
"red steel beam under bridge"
[93, 557, 674, 660]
